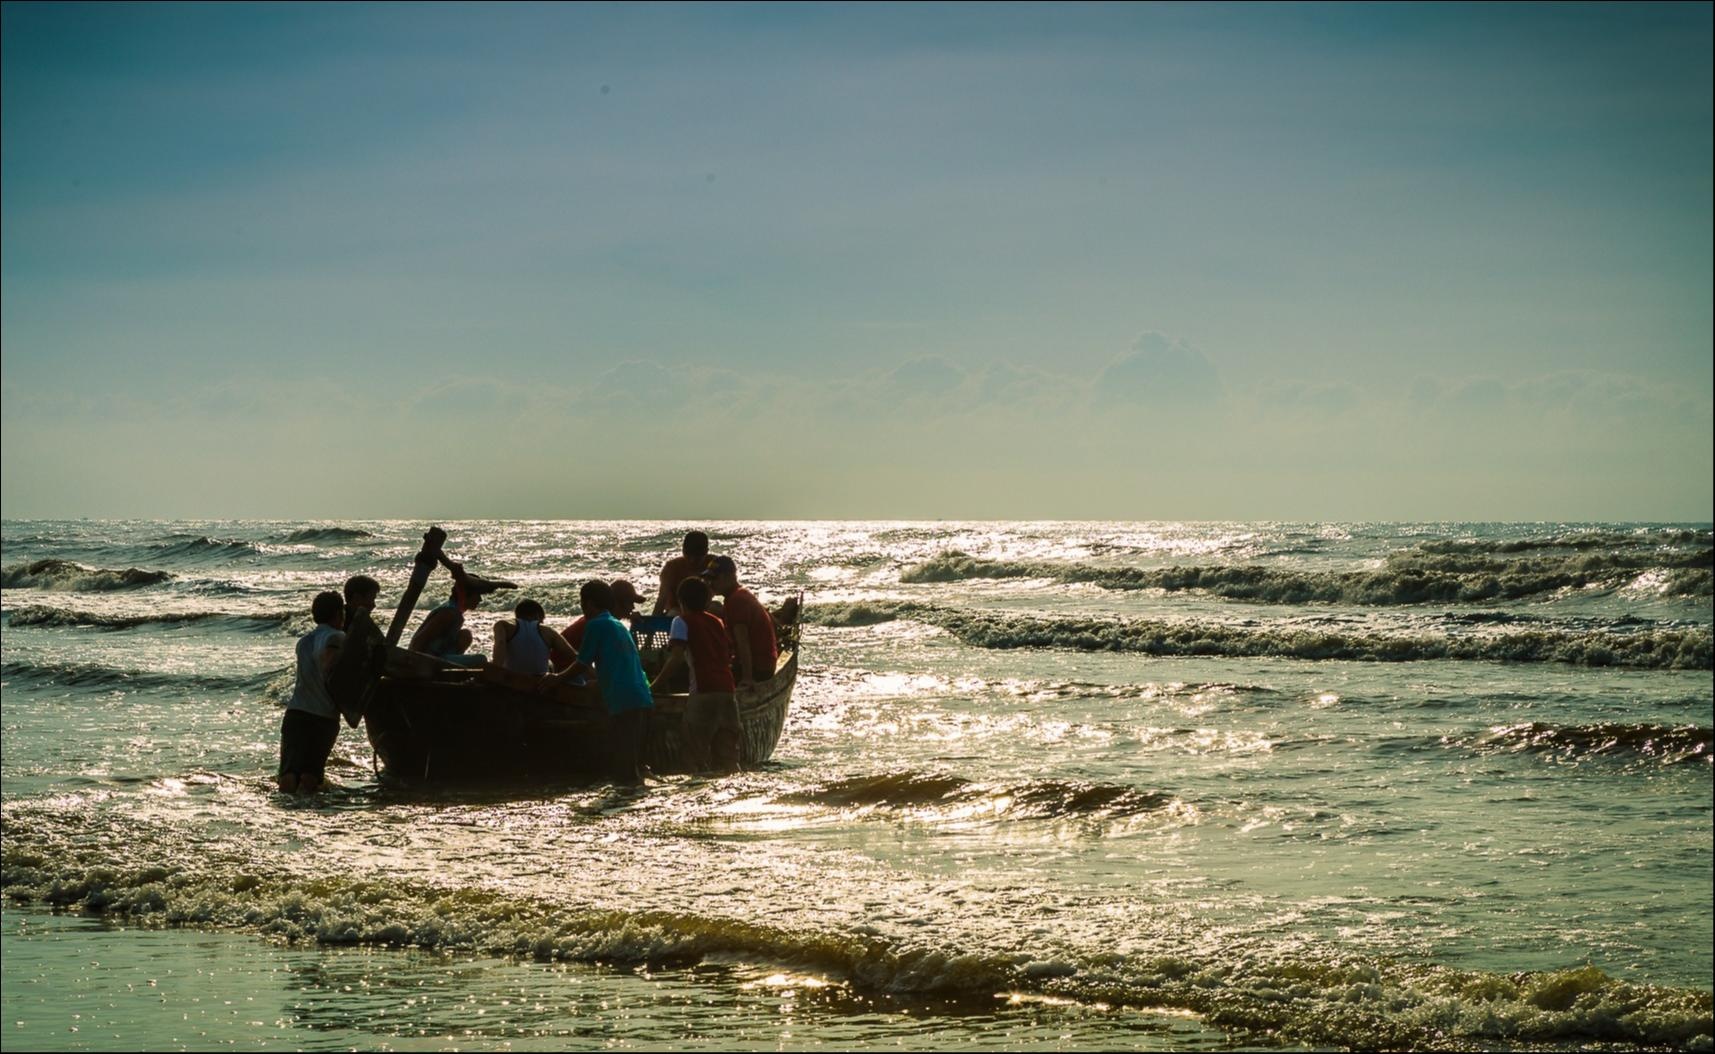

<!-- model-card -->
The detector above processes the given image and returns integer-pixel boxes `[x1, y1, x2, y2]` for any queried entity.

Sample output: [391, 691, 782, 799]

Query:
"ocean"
[1, 520, 1710, 1051]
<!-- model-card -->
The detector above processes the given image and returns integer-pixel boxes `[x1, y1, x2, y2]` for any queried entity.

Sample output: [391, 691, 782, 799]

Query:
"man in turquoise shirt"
[550, 580, 654, 783]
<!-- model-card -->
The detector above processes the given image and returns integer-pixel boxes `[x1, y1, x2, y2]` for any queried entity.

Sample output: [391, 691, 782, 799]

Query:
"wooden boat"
[353, 526, 800, 784]
[365, 642, 799, 785]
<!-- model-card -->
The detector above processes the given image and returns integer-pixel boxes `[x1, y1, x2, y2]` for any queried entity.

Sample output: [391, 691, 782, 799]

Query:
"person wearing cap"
[653, 530, 711, 616]
[557, 579, 645, 659]
[407, 561, 502, 667]
[702, 556, 777, 686]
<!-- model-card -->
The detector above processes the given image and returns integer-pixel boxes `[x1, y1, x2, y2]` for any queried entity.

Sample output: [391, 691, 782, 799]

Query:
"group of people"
[277, 531, 790, 794]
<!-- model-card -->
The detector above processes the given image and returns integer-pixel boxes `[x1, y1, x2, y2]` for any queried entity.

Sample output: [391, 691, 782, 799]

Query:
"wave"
[276, 527, 377, 543]
[809, 601, 1712, 669]
[898, 546, 1713, 603]
[781, 771, 1174, 819]
[0, 659, 282, 694]
[145, 536, 261, 562]
[1, 558, 173, 592]
[1417, 529, 1712, 555]
[0, 827, 1706, 1051]
[1469, 722, 1712, 766]
[5, 606, 300, 633]
[806, 599, 935, 627]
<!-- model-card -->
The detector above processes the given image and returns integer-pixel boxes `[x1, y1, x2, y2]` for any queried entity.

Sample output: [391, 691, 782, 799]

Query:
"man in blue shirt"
[548, 579, 654, 784]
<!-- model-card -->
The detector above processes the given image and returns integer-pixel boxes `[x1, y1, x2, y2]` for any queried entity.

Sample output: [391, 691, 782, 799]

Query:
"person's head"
[609, 579, 645, 618]
[580, 579, 615, 617]
[682, 530, 710, 560]
[701, 555, 739, 596]
[676, 574, 712, 614]
[454, 585, 486, 611]
[311, 590, 345, 628]
[343, 575, 380, 611]
[514, 599, 545, 623]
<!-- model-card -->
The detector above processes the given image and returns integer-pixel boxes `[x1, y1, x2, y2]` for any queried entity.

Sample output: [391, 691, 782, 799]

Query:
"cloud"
[883, 357, 966, 399]
[1093, 332, 1221, 408]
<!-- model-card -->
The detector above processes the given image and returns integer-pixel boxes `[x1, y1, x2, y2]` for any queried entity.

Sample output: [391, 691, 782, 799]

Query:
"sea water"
[1, 520, 1710, 1051]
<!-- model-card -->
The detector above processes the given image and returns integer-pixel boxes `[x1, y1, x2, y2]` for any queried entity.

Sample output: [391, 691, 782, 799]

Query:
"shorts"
[608, 707, 652, 785]
[279, 708, 340, 783]
[684, 692, 740, 773]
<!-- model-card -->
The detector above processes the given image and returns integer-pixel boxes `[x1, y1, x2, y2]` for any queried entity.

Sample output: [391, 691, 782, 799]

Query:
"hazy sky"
[3, 2, 1710, 520]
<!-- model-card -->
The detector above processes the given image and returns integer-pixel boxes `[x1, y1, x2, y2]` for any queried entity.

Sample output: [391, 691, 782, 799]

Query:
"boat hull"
[365, 649, 797, 783]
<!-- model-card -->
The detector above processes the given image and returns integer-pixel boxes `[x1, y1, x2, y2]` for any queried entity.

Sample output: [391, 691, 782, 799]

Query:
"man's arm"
[654, 561, 676, 615]
[408, 608, 452, 653]
[731, 623, 755, 686]
[650, 643, 687, 692]
[541, 625, 579, 666]
[317, 632, 345, 681]
[492, 621, 512, 667]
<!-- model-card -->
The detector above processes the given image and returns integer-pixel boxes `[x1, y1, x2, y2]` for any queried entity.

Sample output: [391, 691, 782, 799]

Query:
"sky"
[2, 2, 1710, 521]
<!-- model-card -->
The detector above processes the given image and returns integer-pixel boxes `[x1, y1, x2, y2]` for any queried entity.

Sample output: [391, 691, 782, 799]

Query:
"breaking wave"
[0, 825, 1707, 1051]
[1467, 722, 1713, 766]
[899, 545, 1714, 603]
[1, 559, 173, 592]
[806, 599, 935, 627]
[781, 771, 1174, 819]
[1417, 529, 1712, 555]
[808, 601, 1712, 669]
[277, 527, 377, 543]
[142, 536, 262, 562]
[4, 606, 301, 633]
[0, 659, 281, 694]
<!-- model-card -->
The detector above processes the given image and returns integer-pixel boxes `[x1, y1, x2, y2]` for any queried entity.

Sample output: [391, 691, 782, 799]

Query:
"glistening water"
[2, 520, 1710, 1050]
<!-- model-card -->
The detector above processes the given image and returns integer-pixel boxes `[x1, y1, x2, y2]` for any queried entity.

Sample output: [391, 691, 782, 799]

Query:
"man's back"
[723, 587, 778, 680]
[288, 624, 344, 720]
[576, 613, 653, 713]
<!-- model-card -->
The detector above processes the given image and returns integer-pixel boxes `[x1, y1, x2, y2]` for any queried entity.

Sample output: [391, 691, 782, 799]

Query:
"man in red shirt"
[702, 556, 777, 685]
[649, 576, 739, 773]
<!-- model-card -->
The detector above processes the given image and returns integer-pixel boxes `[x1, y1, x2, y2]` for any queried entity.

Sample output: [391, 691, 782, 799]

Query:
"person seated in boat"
[653, 530, 711, 616]
[408, 562, 501, 667]
[493, 599, 578, 675]
[701, 556, 777, 687]
[650, 576, 740, 774]
[557, 579, 646, 662]
[543, 579, 655, 784]
[278, 590, 346, 795]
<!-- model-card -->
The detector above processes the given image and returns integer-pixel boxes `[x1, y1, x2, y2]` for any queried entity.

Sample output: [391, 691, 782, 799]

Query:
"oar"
[384, 526, 448, 646]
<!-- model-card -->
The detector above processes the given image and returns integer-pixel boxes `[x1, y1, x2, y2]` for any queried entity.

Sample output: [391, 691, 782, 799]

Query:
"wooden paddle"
[384, 526, 448, 646]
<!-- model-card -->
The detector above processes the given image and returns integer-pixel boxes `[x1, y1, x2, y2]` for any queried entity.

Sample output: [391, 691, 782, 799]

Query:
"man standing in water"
[279, 590, 346, 794]
[545, 580, 656, 784]
[328, 574, 386, 727]
[653, 530, 710, 615]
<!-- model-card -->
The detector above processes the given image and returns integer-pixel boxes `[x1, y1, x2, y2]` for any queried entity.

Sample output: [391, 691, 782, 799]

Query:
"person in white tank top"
[493, 599, 578, 676]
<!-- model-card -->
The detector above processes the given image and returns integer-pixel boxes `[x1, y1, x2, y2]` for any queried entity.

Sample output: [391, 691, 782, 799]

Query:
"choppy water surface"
[2, 520, 1711, 1051]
